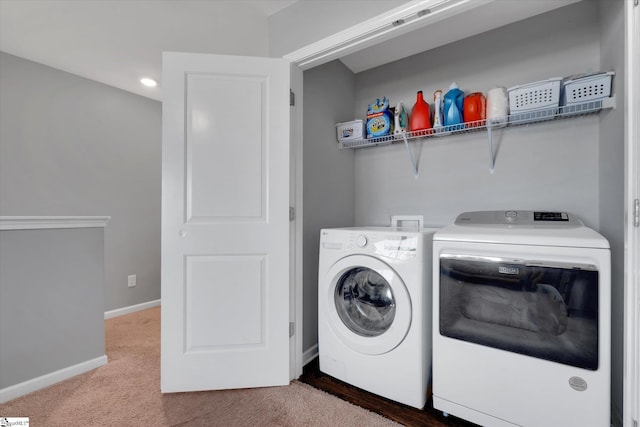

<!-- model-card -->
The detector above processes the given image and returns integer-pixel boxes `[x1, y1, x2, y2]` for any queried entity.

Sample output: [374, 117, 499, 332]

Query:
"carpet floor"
[0, 307, 400, 426]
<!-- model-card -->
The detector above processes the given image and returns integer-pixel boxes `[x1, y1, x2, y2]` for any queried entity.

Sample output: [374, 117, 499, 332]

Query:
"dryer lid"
[434, 211, 609, 249]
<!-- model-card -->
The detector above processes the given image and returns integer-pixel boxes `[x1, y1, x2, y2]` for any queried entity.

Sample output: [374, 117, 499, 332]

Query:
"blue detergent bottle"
[443, 82, 464, 128]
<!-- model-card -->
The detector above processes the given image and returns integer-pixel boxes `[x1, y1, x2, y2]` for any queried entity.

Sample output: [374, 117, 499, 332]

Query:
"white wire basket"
[508, 77, 562, 114]
[561, 71, 614, 105]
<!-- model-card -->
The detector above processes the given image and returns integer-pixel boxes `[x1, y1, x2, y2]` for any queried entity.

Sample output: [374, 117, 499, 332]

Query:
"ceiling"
[337, 0, 582, 74]
[0, 0, 298, 101]
[1, 0, 582, 102]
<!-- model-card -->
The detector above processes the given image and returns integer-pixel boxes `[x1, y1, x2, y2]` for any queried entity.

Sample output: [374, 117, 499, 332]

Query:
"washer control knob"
[505, 210, 518, 221]
[355, 235, 367, 248]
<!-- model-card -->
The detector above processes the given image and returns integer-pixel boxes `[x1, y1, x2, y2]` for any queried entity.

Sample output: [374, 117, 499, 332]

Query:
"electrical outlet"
[127, 275, 136, 288]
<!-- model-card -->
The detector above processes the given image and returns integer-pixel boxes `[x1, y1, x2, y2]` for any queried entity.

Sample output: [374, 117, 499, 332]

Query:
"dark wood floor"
[299, 358, 478, 427]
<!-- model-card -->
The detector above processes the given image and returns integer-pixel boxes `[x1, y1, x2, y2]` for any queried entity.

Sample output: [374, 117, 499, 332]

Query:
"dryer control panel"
[455, 210, 581, 227]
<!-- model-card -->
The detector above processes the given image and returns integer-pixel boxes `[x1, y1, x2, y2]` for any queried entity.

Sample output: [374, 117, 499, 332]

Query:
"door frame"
[624, 1, 639, 426]
[290, 63, 304, 379]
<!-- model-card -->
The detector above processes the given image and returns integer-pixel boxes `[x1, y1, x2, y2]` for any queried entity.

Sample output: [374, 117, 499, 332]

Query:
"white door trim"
[624, 2, 639, 426]
[290, 63, 304, 379]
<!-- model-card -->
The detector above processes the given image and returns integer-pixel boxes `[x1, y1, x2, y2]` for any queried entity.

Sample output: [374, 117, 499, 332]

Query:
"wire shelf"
[338, 98, 614, 150]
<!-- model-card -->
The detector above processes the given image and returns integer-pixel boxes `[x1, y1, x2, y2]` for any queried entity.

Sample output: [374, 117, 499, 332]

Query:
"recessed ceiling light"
[140, 78, 157, 87]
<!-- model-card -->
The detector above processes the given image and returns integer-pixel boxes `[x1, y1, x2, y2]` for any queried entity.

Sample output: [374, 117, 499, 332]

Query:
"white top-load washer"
[318, 224, 439, 409]
[432, 210, 610, 427]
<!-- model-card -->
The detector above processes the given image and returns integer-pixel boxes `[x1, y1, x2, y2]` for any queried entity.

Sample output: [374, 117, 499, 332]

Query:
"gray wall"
[0, 228, 105, 389]
[598, 0, 625, 424]
[0, 52, 162, 311]
[303, 60, 356, 354]
[352, 1, 601, 229]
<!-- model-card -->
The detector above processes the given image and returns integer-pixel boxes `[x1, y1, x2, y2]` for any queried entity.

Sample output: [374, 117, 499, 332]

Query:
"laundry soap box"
[336, 119, 365, 142]
[366, 97, 393, 138]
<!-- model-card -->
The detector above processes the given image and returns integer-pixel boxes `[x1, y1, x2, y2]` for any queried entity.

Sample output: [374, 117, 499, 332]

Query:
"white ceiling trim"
[282, 0, 491, 70]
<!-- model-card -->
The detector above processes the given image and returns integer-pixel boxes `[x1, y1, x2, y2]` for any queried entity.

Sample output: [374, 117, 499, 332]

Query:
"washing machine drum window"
[335, 267, 395, 337]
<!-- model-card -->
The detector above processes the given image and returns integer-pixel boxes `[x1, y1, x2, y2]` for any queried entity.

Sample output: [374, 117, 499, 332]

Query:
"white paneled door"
[161, 53, 291, 392]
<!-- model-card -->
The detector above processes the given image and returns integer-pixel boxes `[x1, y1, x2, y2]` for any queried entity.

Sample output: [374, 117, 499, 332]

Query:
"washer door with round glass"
[325, 255, 412, 355]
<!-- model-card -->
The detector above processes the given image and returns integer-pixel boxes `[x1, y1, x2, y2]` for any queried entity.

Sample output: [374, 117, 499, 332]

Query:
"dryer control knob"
[505, 210, 518, 221]
[355, 235, 368, 248]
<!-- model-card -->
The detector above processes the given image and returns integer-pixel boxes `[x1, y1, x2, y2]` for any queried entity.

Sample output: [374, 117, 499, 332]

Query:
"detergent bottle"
[432, 89, 444, 129]
[409, 91, 431, 132]
[394, 100, 408, 134]
[463, 92, 486, 127]
[443, 82, 464, 127]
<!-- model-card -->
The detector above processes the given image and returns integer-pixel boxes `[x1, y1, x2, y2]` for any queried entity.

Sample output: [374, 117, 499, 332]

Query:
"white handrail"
[0, 216, 111, 230]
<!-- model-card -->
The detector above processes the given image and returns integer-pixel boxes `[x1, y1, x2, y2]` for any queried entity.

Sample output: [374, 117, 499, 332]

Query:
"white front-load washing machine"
[432, 211, 611, 427]
[318, 226, 439, 409]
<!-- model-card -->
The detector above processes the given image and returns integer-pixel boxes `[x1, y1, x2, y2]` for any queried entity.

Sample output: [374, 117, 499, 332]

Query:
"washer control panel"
[344, 232, 419, 259]
[455, 210, 579, 227]
[355, 235, 368, 248]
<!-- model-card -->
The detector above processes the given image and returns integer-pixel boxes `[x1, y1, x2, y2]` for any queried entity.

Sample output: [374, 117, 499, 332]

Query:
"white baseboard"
[303, 344, 319, 366]
[104, 299, 161, 319]
[0, 355, 108, 404]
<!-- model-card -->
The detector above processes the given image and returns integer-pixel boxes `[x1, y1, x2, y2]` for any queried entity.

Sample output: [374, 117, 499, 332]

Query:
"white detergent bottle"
[394, 100, 408, 134]
[433, 89, 443, 128]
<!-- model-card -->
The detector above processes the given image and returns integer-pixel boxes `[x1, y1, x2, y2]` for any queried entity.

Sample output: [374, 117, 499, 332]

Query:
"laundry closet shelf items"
[339, 97, 616, 174]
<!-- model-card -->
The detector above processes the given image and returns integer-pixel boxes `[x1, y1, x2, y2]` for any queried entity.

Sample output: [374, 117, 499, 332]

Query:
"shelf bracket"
[401, 133, 419, 178]
[487, 123, 495, 173]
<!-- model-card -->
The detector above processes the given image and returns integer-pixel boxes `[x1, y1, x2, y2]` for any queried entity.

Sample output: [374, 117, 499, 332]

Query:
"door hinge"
[290, 89, 295, 106]
[289, 322, 295, 338]
[634, 199, 639, 227]
[289, 206, 295, 221]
